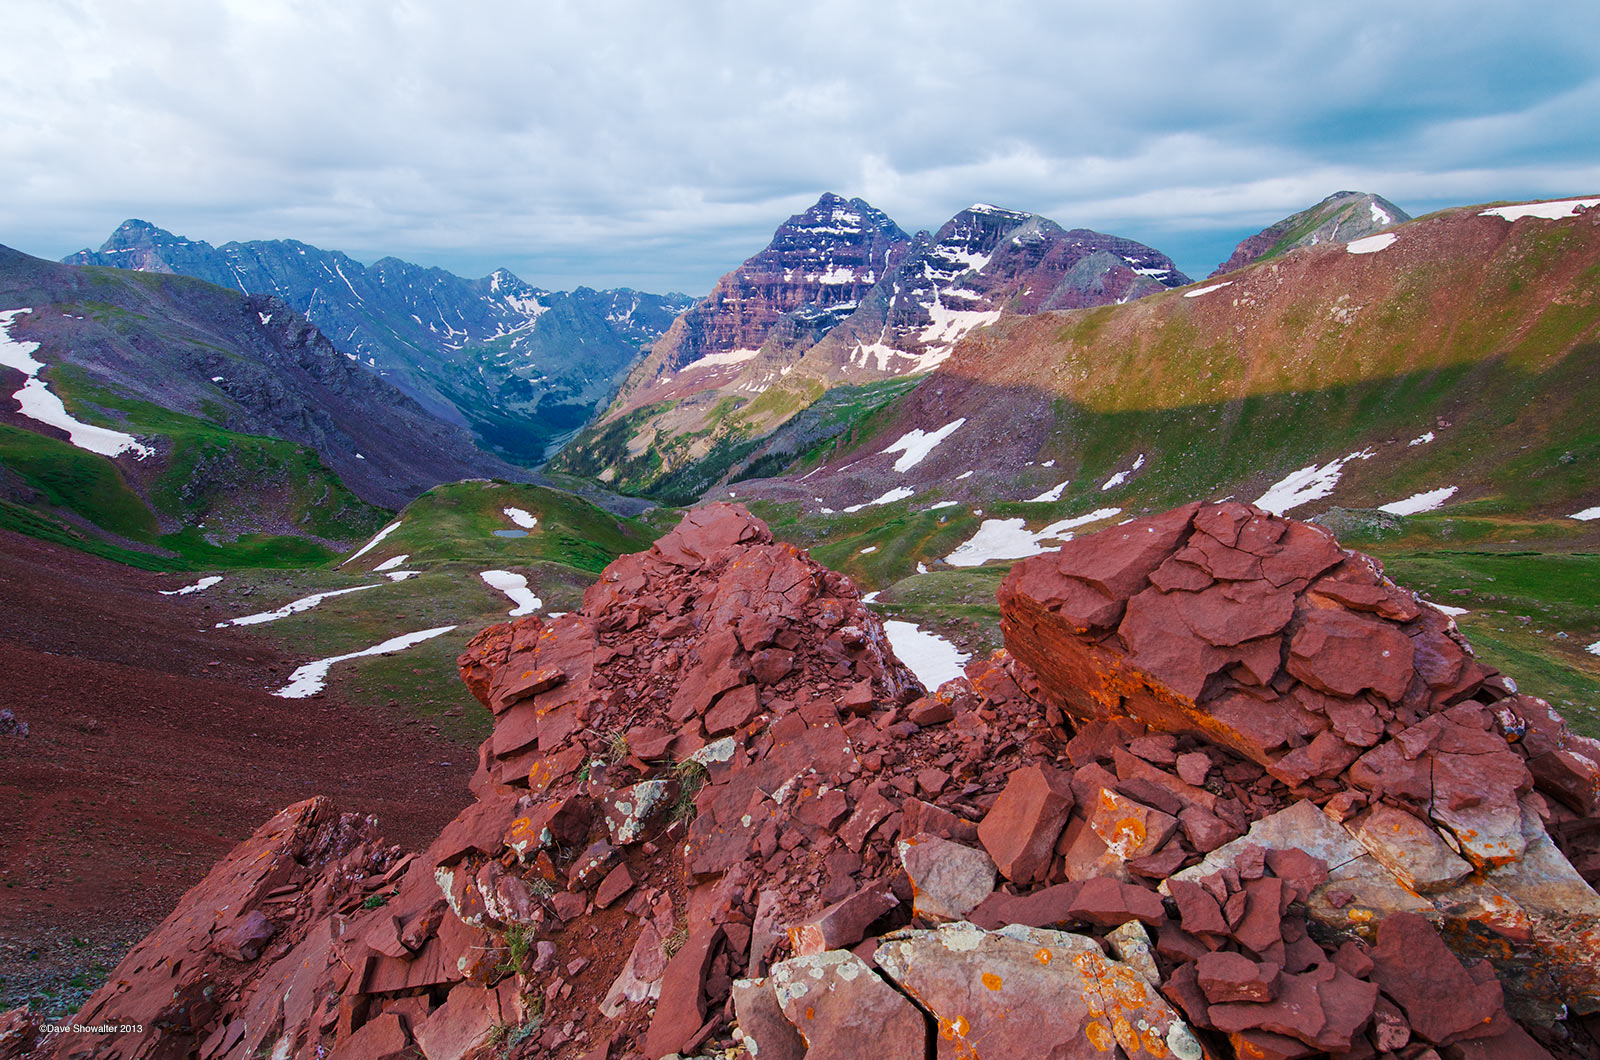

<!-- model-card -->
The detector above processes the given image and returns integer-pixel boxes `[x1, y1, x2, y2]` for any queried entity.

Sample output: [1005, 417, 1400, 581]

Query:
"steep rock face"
[67, 221, 692, 461]
[556, 197, 1187, 500]
[1211, 191, 1411, 277]
[44, 504, 1600, 1060]
[812, 204, 1190, 379]
[662, 193, 909, 370]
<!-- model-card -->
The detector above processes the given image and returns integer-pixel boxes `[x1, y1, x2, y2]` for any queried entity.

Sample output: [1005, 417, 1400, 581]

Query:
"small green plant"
[497, 923, 533, 977]
[361, 892, 390, 910]
[670, 758, 710, 824]
[662, 924, 690, 958]
[527, 876, 555, 900]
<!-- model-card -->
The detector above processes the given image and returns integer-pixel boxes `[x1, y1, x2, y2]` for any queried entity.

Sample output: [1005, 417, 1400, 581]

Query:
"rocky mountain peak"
[1210, 190, 1412, 277]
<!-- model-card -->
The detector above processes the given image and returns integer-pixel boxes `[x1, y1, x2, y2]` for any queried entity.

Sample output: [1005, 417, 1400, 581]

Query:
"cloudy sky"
[6, 1, 1599, 292]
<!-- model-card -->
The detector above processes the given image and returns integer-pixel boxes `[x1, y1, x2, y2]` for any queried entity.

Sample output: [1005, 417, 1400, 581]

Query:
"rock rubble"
[30, 501, 1600, 1060]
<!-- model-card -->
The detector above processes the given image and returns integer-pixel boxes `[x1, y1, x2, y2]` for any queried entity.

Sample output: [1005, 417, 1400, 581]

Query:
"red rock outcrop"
[43, 501, 1600, 1060]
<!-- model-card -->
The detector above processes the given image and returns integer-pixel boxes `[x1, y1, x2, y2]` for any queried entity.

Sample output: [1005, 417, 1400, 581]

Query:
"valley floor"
[0, 531, 478, 1013]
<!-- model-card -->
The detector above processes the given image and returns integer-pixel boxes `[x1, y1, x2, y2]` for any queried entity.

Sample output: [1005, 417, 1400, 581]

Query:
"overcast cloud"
[4, 0, 1598, 292]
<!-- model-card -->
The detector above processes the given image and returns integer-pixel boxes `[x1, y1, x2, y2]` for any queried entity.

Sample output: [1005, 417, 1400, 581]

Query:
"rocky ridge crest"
[29, 503, 1600, 1060]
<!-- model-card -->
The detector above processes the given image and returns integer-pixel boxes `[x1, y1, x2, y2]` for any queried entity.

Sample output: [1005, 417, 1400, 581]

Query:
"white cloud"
[2, 0, 1597, 291]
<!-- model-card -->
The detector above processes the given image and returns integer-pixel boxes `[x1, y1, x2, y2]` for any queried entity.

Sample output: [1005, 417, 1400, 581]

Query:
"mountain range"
[551, 193, 1196, 500]
[66, 221, 694, 462]
[0, 243, 524, 565]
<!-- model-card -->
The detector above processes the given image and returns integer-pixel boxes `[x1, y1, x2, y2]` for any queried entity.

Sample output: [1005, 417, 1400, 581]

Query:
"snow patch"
[883, 620, 971, 690]
[924, 500, 959, 511]
[1378, 486, 1457, 516]
[1369, 202, 1392, 226]
[258, 312, 273, 325]
[160, 575, 221, 596]
[919, 304, 1000, 347]
[373, 554, 409, 572]
[1253, 449, 1376, 515]
[861, 591, 880, 603]
[1408, 431, 1435, 447]
[1480, 198, 1600, 222]
[480, 570, 541, 616]
[0, 308, 153, 458]
[503, 507, 538, 529]
[1569, 507, 1600, 521]
[881, 418, 965, 472]
[859, 546, 878, 554]
[843, 486, 915, 513]
[1347, 233, 1397, 255]
[692, 348, 760, 369]
[341, 520, 403, 567]
[219, 584, 384, 627]
[943, 508, 1121, 567]
[1183, 281, 1232, 299]
[384, 571, 419, 582]
[274, 625, 457, 698]
[1027, 481, 1070, 503]
[1426, 601, 1470, 617]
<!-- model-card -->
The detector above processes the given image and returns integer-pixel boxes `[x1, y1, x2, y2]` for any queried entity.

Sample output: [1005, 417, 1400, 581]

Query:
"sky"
[5, 1, 1600, 294]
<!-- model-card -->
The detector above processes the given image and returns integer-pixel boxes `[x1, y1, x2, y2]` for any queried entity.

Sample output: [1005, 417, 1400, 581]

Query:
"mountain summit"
[1210, 191, 1411, 277]
[553, 194, 1190, 500]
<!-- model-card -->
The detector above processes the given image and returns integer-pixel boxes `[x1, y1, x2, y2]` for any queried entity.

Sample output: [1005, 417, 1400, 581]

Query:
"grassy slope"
[745, 209, 1600, 730]
[206, 481, 662, 743]
[0, 369, 387, 569]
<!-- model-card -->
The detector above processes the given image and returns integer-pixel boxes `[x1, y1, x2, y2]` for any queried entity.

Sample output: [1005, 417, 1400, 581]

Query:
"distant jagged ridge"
[1211, 191, 1411, 277]
[66, 221, 694, 462]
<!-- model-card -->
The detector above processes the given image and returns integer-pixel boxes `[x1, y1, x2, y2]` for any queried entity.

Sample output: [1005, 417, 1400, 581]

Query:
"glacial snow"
[274, 625, 458, 699]
[480, 570, 541, 616]
[883, 620, 971, 690]
[1378, 486, 1457, 516]
[881, 418, 966, 472]
[0, 308, 154, 459]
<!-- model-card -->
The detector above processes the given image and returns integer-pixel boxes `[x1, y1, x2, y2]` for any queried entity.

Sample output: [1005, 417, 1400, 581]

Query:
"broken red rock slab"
[874, 922, 1202, 1059]
[768, 950, 926, 1059]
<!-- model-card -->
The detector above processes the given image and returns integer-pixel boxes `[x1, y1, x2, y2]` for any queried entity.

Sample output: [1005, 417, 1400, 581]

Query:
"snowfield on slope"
[480, 570, 541, 616]
[218, 584, 384, 627]
[503, 507, 538, 529]
[1346, 233, 1397, 254]
[1480, 198, 1600, 222]
[341, 520, 403, 566]
[843, 486, 915, 513]
[883, 620, 970, 689]
[1378, 486, 1457, 516]
[160, 575, 222, 596]
[274, 625, 458, 698]
[0, 308, 153, 459]
[1253, 449, 1375, 515]
[881, 418, 965, 473]
[944, 508, 1122, 567]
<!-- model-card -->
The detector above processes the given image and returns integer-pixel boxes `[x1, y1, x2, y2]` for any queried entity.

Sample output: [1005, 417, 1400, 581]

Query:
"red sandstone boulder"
[977, 763, 1074, 884]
